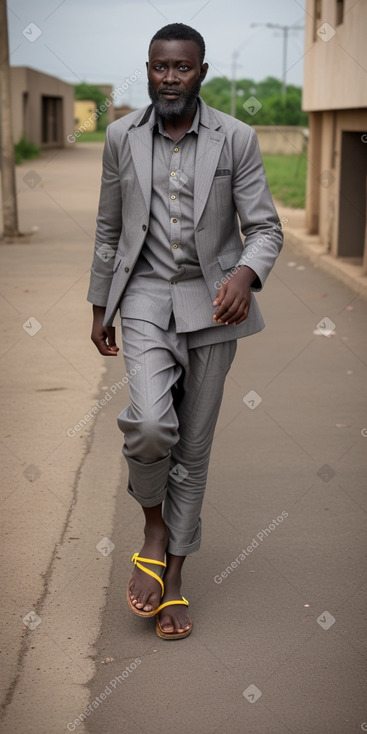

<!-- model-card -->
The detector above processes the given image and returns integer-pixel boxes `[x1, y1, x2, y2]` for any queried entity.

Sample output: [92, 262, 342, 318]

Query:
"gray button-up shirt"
[120, 102, 221, 334]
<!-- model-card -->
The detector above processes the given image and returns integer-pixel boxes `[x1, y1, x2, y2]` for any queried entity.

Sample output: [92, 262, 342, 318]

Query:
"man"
[88, 23, 283, 640]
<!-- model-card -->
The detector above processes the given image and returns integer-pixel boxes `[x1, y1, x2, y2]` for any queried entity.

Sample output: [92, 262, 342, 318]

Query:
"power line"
[251, 23, 304, 103]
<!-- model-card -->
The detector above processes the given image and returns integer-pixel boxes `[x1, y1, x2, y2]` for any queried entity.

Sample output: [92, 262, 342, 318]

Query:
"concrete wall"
[305, 108, 367, 265]
[303, 0, 367, 111]
[254, 126, 308, 155]
[10, 66, 74, 147]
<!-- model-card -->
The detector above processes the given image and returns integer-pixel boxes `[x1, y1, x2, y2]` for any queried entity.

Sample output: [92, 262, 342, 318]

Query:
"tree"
[201, 76, 308, 127]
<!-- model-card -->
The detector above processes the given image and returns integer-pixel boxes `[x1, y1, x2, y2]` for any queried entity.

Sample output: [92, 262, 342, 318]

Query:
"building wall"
[306, 108, 367, 261]
[303, 0, 367, 111]
[254, 126, 308, 155]
[74, 100, 97, 132]
[303, 1, 367, 270]
[10, 66, 74, 147]
[113, 105, 135, 121]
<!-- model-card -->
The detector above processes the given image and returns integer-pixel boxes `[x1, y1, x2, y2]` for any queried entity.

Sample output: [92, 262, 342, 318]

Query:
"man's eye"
[154, 65, 165, 71]
[179, 65, 190, 71]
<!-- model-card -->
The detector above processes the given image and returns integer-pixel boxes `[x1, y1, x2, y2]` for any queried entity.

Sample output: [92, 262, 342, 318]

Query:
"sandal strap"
[131, 553, 166, 568]
[131, 553, 166, 596]
[155, 596, 189, 615]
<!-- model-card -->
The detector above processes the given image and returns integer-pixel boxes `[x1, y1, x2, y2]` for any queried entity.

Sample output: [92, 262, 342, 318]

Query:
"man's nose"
[163, 67, 178, 84]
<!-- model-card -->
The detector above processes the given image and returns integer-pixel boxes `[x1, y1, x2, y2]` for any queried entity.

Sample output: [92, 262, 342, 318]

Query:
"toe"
[144, 590, 160, 611]
[158, 609, 191, 634]
[159, 613, 175, 632]
[175, 613, 191, 633]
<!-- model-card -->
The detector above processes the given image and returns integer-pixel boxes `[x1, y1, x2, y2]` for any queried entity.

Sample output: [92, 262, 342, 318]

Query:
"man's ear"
[200, 62, 209, 83]
[146, 61, 149, 75]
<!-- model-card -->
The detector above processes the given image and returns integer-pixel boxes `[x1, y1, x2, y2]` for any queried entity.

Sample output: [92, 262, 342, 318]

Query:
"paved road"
[1, 143, 366, 734]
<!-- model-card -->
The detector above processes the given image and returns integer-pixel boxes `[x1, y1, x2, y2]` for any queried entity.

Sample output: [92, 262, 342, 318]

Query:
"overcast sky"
[8, 0, 307, 107]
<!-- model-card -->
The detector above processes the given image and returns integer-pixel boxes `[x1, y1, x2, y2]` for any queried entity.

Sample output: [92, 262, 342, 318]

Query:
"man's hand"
[213, 266, 257, 325]
[91, 304, 119, 356]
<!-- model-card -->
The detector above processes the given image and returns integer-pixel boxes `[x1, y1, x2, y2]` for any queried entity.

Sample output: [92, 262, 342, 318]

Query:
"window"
[336, 0, 344, 25]
[313, 0, 322, 41]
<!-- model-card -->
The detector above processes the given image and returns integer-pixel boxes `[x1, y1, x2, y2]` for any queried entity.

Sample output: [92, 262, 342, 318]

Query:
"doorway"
[41, 96, 63, 145]
[338, 131, 367, 259]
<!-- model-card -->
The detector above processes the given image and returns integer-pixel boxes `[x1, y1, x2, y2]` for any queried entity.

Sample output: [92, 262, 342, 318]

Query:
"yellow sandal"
[155, 597, 192, 640]
[127, 553, 166, 618]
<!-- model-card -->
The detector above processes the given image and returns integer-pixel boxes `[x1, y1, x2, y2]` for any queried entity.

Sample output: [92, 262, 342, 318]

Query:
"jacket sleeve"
[232, 126, 283, 291]
[86, 125, 123, 307]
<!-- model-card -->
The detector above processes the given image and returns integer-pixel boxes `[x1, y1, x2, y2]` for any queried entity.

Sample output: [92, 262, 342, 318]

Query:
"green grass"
[262, 154, 307, 208]
[76, 130, 106, 142]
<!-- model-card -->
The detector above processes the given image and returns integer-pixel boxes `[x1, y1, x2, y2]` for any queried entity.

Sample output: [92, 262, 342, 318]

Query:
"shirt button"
[170, 171, 176, 177]
[170, 195, 176, 200]
[125, 267, 129, 272]
[172, 243, 178, 249]
[142, 224, 147, 231]
[172, 218, 178, 223]
[174, 147, 179, 152]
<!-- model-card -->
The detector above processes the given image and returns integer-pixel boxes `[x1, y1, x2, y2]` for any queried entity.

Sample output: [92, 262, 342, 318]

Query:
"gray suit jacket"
[87, 99, 283, 337]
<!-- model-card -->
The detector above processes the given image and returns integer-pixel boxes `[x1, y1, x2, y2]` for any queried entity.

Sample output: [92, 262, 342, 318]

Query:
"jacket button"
[125, 267, 129, 273]
[142, 224, 147, 231]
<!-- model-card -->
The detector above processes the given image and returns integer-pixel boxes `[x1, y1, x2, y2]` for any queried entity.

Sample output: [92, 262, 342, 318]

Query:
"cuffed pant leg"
[118, 319, 183, 508]
[124, 453, 171, 507]
[163, 339, 237, 555]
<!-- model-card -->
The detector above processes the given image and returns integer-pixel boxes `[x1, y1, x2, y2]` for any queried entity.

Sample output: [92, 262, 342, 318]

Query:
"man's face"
[147, 39, 208, 120]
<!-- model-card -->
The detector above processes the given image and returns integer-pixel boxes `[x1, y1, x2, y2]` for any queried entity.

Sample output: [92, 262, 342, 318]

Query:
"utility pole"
[230, 49, 239, 118]
[251, 22, 304, 103]
[0, 0, 21, 240]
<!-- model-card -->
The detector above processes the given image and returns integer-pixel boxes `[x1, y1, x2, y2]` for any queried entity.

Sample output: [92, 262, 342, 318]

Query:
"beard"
[148, 76, 202, 120]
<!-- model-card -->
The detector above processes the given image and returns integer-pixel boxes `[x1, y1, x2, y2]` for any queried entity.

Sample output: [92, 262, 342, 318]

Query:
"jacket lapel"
[128, 118, 153, 214]
[194, 101, 225, 228]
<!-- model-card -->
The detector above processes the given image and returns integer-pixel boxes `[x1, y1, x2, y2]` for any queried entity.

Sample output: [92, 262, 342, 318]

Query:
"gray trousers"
[117, 317, 237, 556]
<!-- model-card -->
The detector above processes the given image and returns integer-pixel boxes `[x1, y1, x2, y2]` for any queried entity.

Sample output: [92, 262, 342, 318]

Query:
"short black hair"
[149, 23, 206, 65]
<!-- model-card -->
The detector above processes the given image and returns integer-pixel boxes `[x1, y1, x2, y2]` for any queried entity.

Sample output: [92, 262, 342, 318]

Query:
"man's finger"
[214, 295, 241, 322]
[97, 340, 119, 356]
[106, 327, 119, 352]
[91, 327, 119, 355]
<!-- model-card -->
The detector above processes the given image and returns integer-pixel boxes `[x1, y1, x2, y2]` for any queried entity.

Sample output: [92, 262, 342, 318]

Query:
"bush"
[15, 137, 40, 165]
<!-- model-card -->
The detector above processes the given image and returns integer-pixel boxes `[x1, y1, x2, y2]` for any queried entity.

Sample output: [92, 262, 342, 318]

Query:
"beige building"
[10, 66, 74, 148]
[303, 0, 367, 272]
